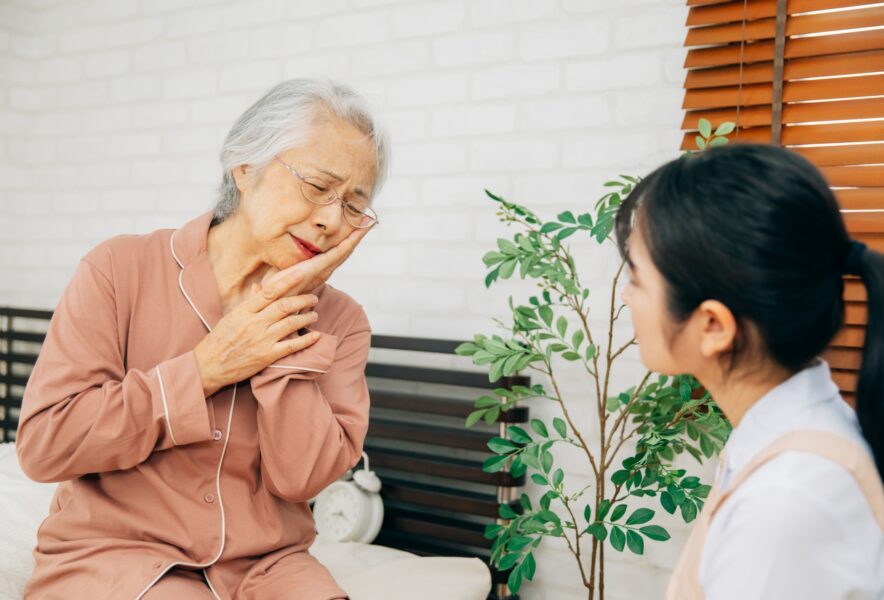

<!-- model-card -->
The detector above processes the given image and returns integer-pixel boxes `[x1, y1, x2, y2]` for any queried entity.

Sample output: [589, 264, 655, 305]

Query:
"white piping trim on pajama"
[133, 231, 238, 600]
[155, 366, 178, 446]
[265, 365, 328, 373]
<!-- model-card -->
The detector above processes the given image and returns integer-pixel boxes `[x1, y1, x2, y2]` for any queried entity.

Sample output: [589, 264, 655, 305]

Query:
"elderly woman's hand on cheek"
[191, 224, 373, 397]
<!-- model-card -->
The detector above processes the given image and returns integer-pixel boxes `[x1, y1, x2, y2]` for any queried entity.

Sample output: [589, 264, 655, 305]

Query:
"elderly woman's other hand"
[193, 274, 321, 397]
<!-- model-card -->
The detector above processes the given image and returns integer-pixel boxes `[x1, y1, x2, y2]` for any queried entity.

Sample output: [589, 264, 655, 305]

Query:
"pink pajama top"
[16, 212, 371, 599]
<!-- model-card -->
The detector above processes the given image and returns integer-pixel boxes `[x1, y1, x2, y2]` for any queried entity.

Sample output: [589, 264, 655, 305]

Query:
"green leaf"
[488, 437, 518, 454]
[507, 564, 523, 593]
[626, 508, 654, 526]
[540, 222, 563, 234]
[556, 316, 568, 338]
[557, 210, 576, 224]
[465, 409, 485, 428]
[610, 504, 627, 522]
[562, 351, 581, 361]
[507, 425, 532, 444]
[530, 419, 549, 438]
[523, 552, 536, 581]
[610, 526, 626, 552]
[499, 503, 518, 519]
[709, 136, 729, 147]
[483, 454, 509, 473]
[681, 500, 698, 523]
[475, 395, 499, 408]
[597, 499, 611, 520]
[577, 212, 593, 227]
[499, 552, 519, 570]
[698, 118, 712, 139]
[556, 227, 578, 241]
[626, 530, 645, 555]
[583, 504, 591, 522]
[682, 476, 700, 489]
[586, 522, 607, 542]
[541, 450, 553, 473]
[483, 406, 500, 424]
[611, 469, 630, 485]
[531, 473, 549, 486]
[552, 417, 567, 438]
[699, 434, 714, 458]
[585, 344, 597, 360]
[552, 468, 564, 487]
[714, 121, 735, 136]
[695, 135, 706, 150]
[639, 525, 671, 541]
[484, 524, 504, 539]
[538, 305, 553, 326]
[499, 258, 517, 279]
[571, 329, 584, 350]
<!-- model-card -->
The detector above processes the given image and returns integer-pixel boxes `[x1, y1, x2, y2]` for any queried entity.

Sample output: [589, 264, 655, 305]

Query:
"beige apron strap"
[666, 430, 884, 600]
[708, 430, 884, 527]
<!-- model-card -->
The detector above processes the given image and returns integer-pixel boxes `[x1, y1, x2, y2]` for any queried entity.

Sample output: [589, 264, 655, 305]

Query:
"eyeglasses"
[274, 156, 379, 229]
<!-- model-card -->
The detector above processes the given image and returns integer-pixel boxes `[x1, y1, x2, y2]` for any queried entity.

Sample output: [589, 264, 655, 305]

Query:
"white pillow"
[0, 445, 491, 600]
[0, 442, 57, 600]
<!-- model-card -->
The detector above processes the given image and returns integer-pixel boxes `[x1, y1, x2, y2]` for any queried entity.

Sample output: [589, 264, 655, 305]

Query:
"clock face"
[313, 483, 363, 542]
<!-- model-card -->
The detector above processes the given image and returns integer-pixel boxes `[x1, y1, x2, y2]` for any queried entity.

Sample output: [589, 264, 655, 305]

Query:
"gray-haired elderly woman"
[17, 78, 388, 600]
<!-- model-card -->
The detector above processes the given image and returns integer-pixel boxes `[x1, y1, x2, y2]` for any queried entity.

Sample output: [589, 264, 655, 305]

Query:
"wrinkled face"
[621, 224, 684, 375]
[234, 112, 378, 270]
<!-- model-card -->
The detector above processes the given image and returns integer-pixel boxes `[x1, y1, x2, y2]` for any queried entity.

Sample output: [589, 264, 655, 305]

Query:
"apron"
[665, 430, 884, 599]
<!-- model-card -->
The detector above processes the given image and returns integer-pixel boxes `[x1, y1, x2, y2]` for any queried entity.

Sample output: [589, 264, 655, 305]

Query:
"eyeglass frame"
[273, 156, 379, 229]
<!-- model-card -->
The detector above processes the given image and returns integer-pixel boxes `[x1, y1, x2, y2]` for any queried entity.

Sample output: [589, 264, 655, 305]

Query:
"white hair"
[213, 78, 390, 223]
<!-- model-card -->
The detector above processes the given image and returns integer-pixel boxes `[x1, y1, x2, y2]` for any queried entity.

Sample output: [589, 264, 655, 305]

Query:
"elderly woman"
[16, 78, 387, 600]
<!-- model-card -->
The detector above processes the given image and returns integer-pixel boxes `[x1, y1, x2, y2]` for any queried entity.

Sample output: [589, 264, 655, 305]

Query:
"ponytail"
[852, 244, 884, 480]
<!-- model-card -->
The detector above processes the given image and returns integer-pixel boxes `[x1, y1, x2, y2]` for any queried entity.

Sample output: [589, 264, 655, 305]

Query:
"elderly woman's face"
[234, 113, 378, 270]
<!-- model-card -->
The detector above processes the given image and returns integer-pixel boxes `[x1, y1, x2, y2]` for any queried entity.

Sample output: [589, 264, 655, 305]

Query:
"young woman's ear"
[696, 299, 737, 359]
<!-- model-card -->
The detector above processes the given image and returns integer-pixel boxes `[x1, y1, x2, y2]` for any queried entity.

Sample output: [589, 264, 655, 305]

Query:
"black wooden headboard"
[0, 308, 528, 600]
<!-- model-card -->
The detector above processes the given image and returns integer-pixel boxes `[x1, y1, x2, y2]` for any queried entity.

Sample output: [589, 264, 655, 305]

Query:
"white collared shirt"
[699, 360, 884, 600]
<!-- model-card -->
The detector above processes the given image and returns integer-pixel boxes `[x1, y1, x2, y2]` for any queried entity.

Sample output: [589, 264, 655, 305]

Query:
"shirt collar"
[719, 359, 841, 486]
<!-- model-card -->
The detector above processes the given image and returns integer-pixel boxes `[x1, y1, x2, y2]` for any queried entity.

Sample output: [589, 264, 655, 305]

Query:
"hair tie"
[843, 240, 868, 276]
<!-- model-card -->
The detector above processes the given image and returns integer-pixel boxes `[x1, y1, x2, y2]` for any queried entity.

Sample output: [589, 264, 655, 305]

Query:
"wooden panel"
[845, 302, 868, 326]
[683, 97, 884, 130]
[823, 346, 863, 371]
[844, 279, 868, 303]
[823, 166, 884, 188]
[685, 29, 884, 69]
[381, 506, 491, 549]
[366, 363, 529, 389]
[834, 189, 884, 211]
[367, 417, 493, 452]
[381, 476, 506, 518]
[683, 73, 884, 111]
[794, 143, 884, 168]
[832, 369, 858, 393]
[370, 389, 530, 423]
[831, 325, 866, 349]
[843, 212, 884, 234]
[687, 0, 884, 26]
[366, 444, 523, 487]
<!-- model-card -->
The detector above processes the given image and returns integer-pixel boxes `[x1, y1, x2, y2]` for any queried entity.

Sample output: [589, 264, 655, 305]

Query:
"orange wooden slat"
[687, 0, 731, 6]
[845, 302, 868, 325]
[831, 324, 866, 348]
[683, 73, 884, 111]
[822, 166, 884, 188]
[687, 0, 884, 27]
[844, 279, 867, 303]
[824, 346, 863, 370]
[843, 213, 884, 236]
[685, 50, 884, 89]
[834, 188, 884, 211]
[784, 121, 884, 146]
[682, 97, 884, 130]
[685, 29, 884, 69]
[684, 8, 884, 47]
[831, 369, 858, 392]
[795, 143, 884, 167]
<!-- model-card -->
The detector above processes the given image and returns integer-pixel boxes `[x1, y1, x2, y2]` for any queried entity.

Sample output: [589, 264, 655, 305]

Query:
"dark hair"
[615, 143, 884, 478]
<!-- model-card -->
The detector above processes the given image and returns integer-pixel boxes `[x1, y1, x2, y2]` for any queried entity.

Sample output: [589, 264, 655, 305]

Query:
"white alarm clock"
[312, 451, 384, 543]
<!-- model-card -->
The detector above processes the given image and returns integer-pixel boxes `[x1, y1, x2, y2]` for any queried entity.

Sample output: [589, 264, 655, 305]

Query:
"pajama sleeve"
[16, 255, 212, 483]
[249, 306, 371, 503]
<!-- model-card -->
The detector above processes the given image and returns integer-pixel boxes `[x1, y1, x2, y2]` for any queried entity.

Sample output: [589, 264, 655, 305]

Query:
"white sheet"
[0, 443, 490, 600]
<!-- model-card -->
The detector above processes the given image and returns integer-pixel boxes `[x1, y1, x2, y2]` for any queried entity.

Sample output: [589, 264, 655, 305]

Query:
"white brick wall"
[0, 1, 707, 598]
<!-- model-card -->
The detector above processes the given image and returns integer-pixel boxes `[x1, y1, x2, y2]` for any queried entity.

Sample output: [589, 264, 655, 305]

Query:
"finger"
[263, 294, 319, 321]
[295, 226, 371, 279]
[268, 311, 319, 339]
[271, 330, 322, 360]
[245, 268, 306, 312]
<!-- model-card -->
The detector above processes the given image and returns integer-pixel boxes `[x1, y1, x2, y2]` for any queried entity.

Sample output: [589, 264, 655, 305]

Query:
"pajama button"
[204, 493, 215, 503]
[212, 429, 222, 441]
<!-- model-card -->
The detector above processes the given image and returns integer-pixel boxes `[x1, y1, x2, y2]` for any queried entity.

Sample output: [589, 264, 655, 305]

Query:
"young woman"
[615, 143, 884, 599]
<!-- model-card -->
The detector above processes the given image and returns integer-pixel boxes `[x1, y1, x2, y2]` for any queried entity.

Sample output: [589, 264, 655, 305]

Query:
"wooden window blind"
[681, 0, 884, 404]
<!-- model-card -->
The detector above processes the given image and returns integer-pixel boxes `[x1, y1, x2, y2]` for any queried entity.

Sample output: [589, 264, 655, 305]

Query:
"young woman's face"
[621, 224, 688, 376]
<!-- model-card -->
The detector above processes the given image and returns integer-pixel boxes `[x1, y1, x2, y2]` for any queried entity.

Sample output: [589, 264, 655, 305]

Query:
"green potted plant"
[456, 120, 736, 599]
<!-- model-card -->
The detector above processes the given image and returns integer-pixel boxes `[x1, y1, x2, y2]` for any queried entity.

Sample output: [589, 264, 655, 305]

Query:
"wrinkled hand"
[261, 225, 373, 298]
[193, 272, 321, 397]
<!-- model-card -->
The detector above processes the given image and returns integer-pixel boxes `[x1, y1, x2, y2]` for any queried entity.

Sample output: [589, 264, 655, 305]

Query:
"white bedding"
[0, 443, 490, 600]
